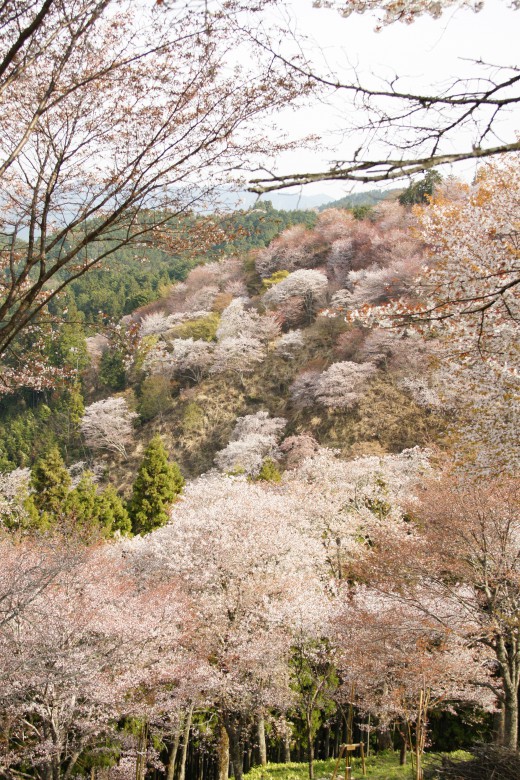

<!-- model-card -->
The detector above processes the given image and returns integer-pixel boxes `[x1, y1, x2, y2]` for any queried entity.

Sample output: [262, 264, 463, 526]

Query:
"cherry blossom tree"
[278, 434, 320, 469]
[263, 270, 329, 322]
[275, 329, 306, 358]
[333, 585, 494, 777]
[357, 156, 520, 473]
[344, 257, 422, 310]
[143, 338, 215, 384]
[81, 397, 138, 457]
[0, 467, 31, 529]
[214, 411, 286, 476]
[139, 312, 176, 338]
[126, 472, 326, 780]
[216, 298, 281, 344]
[0, 0, 305, 388]
[255, 225, 328, 278]
[290, 370, 322, 409]
[363, 472, 520, 750]
[216, 298, 258, 341]
[210, 336, 266, 379]
[0, 537, 82, 635]
[314, 0, 488, 24]
[289, 361, 376, 410]
[0, 542, 187, 780]
[315, 360, 377, 408]
[283, 445, 430, 581]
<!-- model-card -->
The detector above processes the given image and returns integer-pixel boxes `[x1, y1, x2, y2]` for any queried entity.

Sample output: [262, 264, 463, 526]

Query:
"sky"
[256, 0, 519, 198]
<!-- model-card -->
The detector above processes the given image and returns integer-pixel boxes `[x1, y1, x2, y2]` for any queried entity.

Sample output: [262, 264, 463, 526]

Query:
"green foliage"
[51, 382, 85, 449]
[350, 204, 376, 221]
[425, 745, 518, 780]
[428, 708, 492, 752]
[99, 348, 126, 391]
[321, 187, 400, 211]
[27, 446, 71, 527]
[19, 448, 130, 537]
[169, 312, 220, 342]
[398, 170, 442, 206]
[138, 375, 172, 421]
[0, 400, 57, 470]
[128, 435, 185, 535]
[94, 484, 132, 537]
[212, 202, 317, 258]
[261, 269, 290, 292]
[55, 236, 199, 325]
[31, 447, 71, 515]
[290, 639, 339, 755]
[66, 472, 100, 528]
[181, 401, 205, 433]
[245, 753, 471, 780]
[256, 457, 282, 483]
[66, 472, 131, 538]
[48, 295, 90, 371]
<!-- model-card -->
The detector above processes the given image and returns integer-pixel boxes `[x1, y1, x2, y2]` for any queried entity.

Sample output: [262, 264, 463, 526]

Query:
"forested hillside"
[0, 1, 519, 778]
[1, 155, 519, 780]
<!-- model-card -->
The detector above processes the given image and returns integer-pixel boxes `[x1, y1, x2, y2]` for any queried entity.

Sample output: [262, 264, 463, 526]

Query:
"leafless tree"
[249, 0, 520, 191]
[0, 0, 303, 386]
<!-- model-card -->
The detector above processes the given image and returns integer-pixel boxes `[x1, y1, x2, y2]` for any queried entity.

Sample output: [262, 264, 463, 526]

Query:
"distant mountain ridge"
[320, 187, 402, 211]
[219, 189, 335, 211]
[218, 187, 402, 212]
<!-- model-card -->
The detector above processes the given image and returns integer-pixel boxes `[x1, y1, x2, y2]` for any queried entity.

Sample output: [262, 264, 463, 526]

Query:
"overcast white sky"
[258, 0, 519, 197]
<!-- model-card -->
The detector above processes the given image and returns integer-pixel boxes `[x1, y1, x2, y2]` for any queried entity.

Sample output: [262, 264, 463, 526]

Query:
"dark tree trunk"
[376, 728, 393, 752]
[323, 726, 330, 760]
[493, 704, 506, 747]
[223, 713, 243, 780]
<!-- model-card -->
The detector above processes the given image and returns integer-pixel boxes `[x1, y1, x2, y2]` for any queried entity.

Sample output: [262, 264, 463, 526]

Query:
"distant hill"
[319, 187, 402, 211]
[219, 189, 335, 211]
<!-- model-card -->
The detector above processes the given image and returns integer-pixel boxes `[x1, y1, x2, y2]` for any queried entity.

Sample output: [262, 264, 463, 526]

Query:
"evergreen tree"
[26, 447, 71, 528]
[398, 170, 442, 206]
[99, 348, 126, 391]
[97, 485, 132, 537]
[128, 435, 184, 535]
[53, 382, 85, 449]
[66, 474, 132, 539]
[66, 472, 100, 535]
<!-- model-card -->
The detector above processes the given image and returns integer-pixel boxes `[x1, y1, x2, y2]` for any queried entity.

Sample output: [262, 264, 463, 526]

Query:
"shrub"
[169, 312, 220, 342]
[138, 375, 172, 421]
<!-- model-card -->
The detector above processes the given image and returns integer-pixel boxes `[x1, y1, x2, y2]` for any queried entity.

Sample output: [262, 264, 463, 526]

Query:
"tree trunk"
[323, 726, 330, 760]
[217, 722, 230, 780]
[223, 713, 243, 780]
[166, 720, 183, 780]
[283, 730, 291, 763]
[503, 689, 518, 751]
[136, 720, 148, 780]
[306, 716, 314, 780]
[376, 728, 392, 752]
[257, 714, 267, 767]
[493, 704, 506, 747]
[63, 751, 82, 780]
[178, 705, 193, 780]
